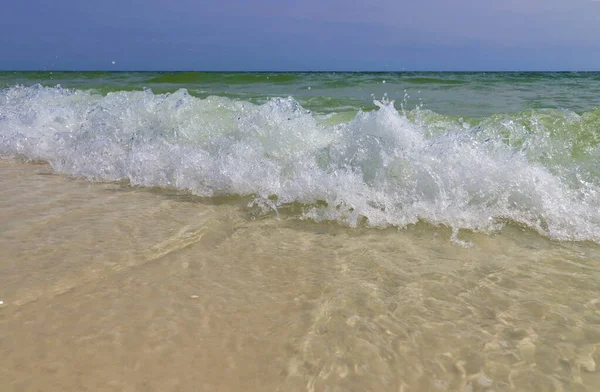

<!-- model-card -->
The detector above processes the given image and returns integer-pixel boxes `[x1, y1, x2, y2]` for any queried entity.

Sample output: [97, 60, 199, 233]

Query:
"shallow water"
[2, 161, 600, 391]
[2, 71, 600, 390]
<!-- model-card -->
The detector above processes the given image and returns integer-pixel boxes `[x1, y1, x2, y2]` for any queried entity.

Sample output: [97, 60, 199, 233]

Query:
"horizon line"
[1, 69, 600, 73]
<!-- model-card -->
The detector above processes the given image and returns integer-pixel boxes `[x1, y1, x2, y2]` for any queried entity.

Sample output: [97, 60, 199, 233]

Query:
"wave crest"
[2, 85, 600, 242]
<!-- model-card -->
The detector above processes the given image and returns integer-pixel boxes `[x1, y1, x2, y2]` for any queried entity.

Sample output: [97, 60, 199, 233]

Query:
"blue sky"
[2, 0, 600, 71]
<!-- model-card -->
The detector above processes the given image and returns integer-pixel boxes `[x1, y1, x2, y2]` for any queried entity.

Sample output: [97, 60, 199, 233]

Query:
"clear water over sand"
[2, 72, 600, 391]
[2, 161, 600, 391]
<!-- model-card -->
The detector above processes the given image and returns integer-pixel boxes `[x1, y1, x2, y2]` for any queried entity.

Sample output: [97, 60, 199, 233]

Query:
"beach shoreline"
[2, 161, 600, 391]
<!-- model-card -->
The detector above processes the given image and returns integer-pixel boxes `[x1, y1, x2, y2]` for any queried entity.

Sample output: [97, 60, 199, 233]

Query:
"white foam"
[2, 85, 599, 242]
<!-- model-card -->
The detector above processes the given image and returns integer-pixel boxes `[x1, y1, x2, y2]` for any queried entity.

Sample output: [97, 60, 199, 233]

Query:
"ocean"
[1, 71, 600, 391]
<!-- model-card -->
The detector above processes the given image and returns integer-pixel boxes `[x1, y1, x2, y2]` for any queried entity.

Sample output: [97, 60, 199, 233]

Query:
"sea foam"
[2, 85, 600, 242]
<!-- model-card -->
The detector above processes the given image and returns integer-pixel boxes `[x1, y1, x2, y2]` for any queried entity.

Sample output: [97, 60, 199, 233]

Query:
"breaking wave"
[2, 85, 600, 242]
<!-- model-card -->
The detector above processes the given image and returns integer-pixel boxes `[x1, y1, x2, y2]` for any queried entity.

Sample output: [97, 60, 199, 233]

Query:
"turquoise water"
[2, 71, 600, 116]
[1, 72, 600, 243]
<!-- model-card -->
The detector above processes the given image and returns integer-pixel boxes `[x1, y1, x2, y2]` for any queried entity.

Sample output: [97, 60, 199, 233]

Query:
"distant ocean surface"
[2, 71, 600, 243]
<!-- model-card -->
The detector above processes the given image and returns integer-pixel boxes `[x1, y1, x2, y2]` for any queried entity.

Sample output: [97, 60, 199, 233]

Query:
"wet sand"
[1, 161, 600, 391]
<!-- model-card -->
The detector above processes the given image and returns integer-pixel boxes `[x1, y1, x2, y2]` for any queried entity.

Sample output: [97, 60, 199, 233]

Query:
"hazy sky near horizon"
[2, 0, 600, 71]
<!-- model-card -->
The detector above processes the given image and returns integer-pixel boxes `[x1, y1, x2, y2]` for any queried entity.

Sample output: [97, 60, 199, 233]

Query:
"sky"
[1, 0, 600, 71]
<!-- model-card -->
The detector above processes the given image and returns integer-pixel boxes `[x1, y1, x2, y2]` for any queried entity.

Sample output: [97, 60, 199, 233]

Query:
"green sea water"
[2, 71, 599, 116]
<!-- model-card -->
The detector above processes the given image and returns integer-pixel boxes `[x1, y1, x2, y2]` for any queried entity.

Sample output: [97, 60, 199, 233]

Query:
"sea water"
[1, 72, 600, 391]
